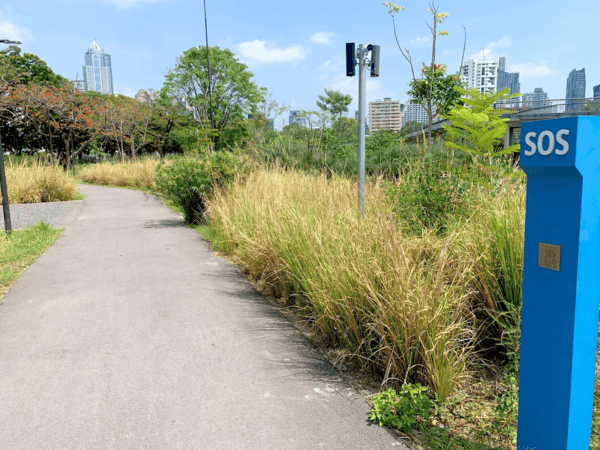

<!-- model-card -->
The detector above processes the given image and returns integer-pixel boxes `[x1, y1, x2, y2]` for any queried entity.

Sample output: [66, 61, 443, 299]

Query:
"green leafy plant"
[442, 87, 521, 160]
[153, 156, 212, 224]
[385, 152, 474, 236]
[369, 384, 434, 434]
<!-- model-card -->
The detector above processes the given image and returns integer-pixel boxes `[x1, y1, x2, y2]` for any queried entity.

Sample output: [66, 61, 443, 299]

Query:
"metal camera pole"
[0, 133, 11, 235]
[346, 42, 379, 217]
[0, 38, 22, 235]
[357, 44, 367, 217]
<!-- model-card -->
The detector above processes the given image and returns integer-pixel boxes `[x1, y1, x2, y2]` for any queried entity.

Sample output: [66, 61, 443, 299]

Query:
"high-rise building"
[402, 102, 434, 126]
[368, 98, 402, 132]
[593, 84, 600, 101]
[522, 88, 550, 108]
[289, 110, 307, 127]
[565, 68, 586, 112]
[459, 58, 498, 94]
[82, 39, 114, 95]
[495, 57, 520, 108]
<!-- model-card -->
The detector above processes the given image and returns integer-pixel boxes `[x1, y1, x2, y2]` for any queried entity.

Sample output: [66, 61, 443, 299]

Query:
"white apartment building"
[368, 98, 402, 132]
[402, 102, 436, 126]
[459, 58, 498, 94]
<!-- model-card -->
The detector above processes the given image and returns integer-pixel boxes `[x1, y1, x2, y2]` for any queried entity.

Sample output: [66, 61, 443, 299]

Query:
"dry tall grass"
[78, 159, 159, 188]
[206, 169, 483, 399]
[3, 161, 78, 204]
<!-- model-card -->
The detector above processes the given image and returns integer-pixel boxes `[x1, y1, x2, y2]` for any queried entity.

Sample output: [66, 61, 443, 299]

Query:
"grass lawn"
[0, 222, 64, 301]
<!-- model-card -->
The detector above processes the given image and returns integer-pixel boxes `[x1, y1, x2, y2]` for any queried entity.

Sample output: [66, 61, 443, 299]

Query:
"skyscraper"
[496, 57, 520, 101]
[593, 84, 600, 101]
[565, 68, 585, 112]
[83, 39, 114, 95]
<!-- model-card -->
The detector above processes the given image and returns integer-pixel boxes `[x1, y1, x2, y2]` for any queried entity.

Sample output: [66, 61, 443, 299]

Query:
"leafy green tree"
[316, 88, 352, 125]
[0, 46, 67, 89]
[161, 45, 264, 150]
[441, 87, 520, 160]
[332, 117, 357, 144]
[383, 2, 466, 152]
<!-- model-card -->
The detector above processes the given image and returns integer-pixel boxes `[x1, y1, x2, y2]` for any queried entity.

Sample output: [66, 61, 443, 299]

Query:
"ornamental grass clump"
[205, 169, 476, 400]
[3, 160, 78, 204]
[78, 159, 159, 188]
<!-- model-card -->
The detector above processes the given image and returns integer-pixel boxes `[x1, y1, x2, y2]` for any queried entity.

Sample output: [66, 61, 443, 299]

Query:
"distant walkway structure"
[403, 98, 600, 148]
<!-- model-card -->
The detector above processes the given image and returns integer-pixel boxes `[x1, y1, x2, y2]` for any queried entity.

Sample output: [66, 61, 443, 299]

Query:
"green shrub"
[385, 154, 474, 236]
[369, 384, 434, 434]
[153, 152, 249, 224]
[154, 156, 212, 224]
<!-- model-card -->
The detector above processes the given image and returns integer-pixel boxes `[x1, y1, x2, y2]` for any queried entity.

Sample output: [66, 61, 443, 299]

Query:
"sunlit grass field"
[77, 159, 158, 189]
[3, 160, 78, 204]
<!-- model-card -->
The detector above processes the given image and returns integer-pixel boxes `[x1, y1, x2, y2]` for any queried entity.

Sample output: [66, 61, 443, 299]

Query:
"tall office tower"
[522, 88, 550, 108]
[368, 98, 402, 132]
[402, 102, 435, 126]
[82, 39, 114, 94]
[565, 68, 586, 111]
[459, 58, 499, 94]
[593, 84, 600, 101]
[496, 56, 521, 104]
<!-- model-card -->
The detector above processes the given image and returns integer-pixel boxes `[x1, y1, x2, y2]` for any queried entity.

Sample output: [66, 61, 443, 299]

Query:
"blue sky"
[1, 0, 598, 127]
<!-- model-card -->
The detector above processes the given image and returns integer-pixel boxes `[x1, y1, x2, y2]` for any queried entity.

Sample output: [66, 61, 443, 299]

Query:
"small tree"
[441, 87, 520, 162]
[316, 88, 352, 129]
[383, 2, 466, 152]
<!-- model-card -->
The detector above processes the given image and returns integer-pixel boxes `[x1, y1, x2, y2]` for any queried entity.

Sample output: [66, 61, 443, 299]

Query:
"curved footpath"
[0, 185, 407, 450]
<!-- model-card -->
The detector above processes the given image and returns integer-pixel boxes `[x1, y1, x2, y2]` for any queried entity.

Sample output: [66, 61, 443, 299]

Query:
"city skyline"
[1, 0, 598, 121]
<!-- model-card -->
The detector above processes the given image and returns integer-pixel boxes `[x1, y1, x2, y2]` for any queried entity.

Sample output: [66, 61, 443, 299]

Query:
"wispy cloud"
[114, 84, 136, 97]
[508, 61, 555, 78]
[489, 35, 511, 49]
[409, 36, 430, 46]
[319, 59, 342, 72]
[238, 40, 307, 65]
[105, 0, 172, 9]
[0, 10, 34, 43]
[469, 35, 511, 61]
[311, 32, 335, 45]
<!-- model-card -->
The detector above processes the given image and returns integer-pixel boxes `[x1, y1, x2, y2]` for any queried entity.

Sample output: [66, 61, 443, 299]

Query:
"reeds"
[3, 160, 78, 204]
[206, 169, 481, 399]
[78, 159, 159, 188]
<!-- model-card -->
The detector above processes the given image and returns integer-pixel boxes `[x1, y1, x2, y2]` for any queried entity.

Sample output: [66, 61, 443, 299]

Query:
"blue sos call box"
[518, 116, 600, 449]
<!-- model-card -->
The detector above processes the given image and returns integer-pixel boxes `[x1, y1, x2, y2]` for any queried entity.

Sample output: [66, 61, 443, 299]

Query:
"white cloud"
[311, 32, 335, 45]
[0, 11, 34, 43]
[508, 62, 556, 78]
[319, 59, 342, 72]
[114, 84, 136, 97]
[489, 35, 511, 49]
[105, 0, 171, 8]
[468, 35, 511, 61]
[409, 36, 430, 46]
[469, 47, 499, 62]
[237, 40, 307, 65]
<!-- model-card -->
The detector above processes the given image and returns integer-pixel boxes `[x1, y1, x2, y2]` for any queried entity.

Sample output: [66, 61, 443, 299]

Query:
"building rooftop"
[88, 39, 104, 54]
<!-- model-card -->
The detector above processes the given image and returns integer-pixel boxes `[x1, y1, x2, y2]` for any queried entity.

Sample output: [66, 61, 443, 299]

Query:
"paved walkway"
[0, 185, 406, 450]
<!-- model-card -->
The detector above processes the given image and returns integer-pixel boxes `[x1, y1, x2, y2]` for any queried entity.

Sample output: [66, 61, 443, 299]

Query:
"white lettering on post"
[525, 132, 537, 156]
[538, 130, 555, 156]
[555, 129, 570, 155]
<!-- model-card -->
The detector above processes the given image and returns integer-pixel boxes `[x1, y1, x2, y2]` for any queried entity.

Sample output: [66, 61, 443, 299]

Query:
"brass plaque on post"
[538, 242, 561, 271]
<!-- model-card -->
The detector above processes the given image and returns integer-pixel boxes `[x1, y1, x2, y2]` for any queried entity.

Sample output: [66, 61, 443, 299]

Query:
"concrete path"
[0, 185, 407, 450]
